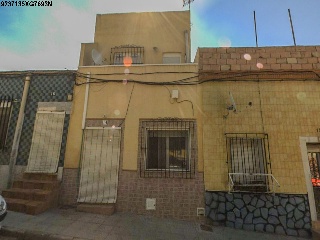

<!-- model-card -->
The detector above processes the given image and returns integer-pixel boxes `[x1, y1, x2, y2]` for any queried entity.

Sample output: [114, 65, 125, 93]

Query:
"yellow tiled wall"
[202, 80, 320, 194]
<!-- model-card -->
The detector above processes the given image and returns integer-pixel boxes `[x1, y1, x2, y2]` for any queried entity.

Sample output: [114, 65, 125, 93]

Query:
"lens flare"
[256, 63, 264, 69]
[112, 125, 116, 128]
[123, 79, 128, 85]
[123, 56, 132, 67]
[124, 68, 130, 75]
[244, 54, 252, 61]
[218, 37, 231, 48]
[114, 110, 120, 116]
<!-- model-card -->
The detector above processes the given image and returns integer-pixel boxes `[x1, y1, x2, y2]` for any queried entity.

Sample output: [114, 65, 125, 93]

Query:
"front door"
[26, 111, 65, 173]
[78, 127, 121, 204]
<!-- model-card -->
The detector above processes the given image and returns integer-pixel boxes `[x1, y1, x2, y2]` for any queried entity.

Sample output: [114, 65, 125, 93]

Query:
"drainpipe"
[7, 75, 31, 188]
[184, 30, 190, 63]
[77, 72, 90, 193]
[82, 72, 90, 130]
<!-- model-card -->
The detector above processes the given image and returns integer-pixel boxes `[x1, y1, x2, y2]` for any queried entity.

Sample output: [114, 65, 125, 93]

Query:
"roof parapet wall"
[198, 46, 320, 72]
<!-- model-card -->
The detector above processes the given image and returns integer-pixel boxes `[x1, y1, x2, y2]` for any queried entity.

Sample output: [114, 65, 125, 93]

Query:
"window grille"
[139, 119, 196, 178]
[110, 45, 144, 65]
[0, 96, 13, 151]
[226, 133, 275, 192]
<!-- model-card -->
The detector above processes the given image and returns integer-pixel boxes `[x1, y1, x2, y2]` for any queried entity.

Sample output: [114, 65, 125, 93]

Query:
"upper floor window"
[162, 53, 181, 64]
[0, 96, 13, 151]
[110, 45, 144, 65]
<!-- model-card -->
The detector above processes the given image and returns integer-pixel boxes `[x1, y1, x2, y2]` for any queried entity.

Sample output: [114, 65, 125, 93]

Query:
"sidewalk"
[0, 207, 311, 240]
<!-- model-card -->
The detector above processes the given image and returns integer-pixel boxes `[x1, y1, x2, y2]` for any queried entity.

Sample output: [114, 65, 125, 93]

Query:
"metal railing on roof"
[110, 45, 144, 65]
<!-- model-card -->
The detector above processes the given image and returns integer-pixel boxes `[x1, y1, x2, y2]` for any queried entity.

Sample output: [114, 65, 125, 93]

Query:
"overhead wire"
[74, 70, 320, 86]
[118, 83, 135, 127]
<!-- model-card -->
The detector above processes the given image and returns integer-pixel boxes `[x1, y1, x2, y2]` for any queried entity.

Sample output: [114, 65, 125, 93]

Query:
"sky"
[0, 0, 319, 71]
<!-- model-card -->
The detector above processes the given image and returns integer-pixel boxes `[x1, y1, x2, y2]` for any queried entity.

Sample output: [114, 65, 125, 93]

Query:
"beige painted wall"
[79, 11, 190, 66]
[64, 64, 203, 172]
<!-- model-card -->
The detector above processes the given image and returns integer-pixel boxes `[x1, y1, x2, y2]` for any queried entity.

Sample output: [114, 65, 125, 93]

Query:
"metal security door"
[26, 111, 65, 173]
[0, 96, 13, 151]
[78, 127, 121, 203]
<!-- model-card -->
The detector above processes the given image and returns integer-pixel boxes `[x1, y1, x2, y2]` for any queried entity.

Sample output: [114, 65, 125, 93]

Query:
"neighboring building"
[195, 45, 320, 237]
[0, 70, 75, 214]
[62, 11, 205, 220]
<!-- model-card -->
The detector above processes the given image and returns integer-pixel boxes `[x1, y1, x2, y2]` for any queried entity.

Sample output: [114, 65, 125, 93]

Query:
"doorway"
[78, 127, 121, 204]
[307, 144, 320, 218]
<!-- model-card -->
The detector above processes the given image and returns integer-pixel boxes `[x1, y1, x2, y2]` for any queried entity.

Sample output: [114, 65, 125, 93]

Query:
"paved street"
[0, 208, 312, 240]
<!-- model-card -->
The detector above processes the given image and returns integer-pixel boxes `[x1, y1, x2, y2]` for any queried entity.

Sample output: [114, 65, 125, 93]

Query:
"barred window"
[111, 45, 144, 65]
[0, 96, 13, 151]
[139, 119, 196, 178]
[226, 133, 271, 192]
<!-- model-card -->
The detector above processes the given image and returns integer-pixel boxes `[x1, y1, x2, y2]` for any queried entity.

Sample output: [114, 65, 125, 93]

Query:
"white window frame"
[162, 53, 181, 64]
[144, 128, 191, 172]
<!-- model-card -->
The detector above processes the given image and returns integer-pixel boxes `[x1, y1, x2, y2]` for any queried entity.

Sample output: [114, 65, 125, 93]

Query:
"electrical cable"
[76, 71, 198, 76]
[118, 83, 135, 127]
[176, 99, 194, 117]
[74, 70, 320, 87]
[75, 73, 200, 86]
[162, 86, 175, 104]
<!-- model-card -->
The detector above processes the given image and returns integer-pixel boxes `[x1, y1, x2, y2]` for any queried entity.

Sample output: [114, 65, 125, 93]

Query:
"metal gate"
[26, 111, 65, 173]
[307, 145, 320, 216]
[78, 127, 121, 204]
[0, 96, 13, 151]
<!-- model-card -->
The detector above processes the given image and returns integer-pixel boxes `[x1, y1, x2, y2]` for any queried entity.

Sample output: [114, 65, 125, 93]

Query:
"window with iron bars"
[0, 96, 13, 151]
[226, 133, 271, 192]
[139, 119, 196, 178]
[110, 45, 144, 65]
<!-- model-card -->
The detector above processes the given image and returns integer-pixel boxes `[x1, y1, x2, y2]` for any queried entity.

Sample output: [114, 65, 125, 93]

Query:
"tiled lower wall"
[205, 191, 311, 238]
[117, 171, 205, 220]
[60, 168, 79, 206]
[60, 168, 205, 220]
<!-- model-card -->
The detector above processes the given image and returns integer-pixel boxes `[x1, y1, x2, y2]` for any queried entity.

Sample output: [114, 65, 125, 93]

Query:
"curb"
[0, 226, 74, 240]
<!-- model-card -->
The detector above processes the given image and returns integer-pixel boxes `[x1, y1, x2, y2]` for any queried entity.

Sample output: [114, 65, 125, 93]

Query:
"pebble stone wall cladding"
[205, 191, 311, 238]
[0, 71, 75, 168]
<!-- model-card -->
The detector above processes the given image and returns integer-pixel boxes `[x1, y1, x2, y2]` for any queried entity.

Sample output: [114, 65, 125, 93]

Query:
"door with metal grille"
[26, 111, 65, 173]
[78, 127, 121, 204]
[0, 96, 13, 151]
